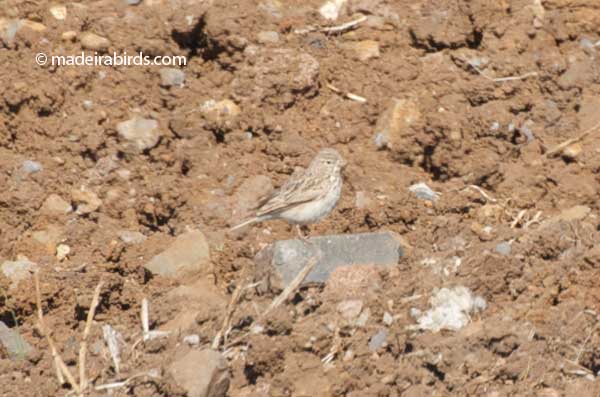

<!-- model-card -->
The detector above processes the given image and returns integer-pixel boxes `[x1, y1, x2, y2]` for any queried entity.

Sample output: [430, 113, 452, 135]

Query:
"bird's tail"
[229, 217, 259, 231]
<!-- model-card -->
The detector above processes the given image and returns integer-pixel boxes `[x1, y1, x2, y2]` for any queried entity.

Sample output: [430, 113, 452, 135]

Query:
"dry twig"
[34, 273, 80, 394]
[326, 83, 367, 103]
[79, 281, 104, 393]
[294, 15, 367, 35]
[212, 282, 244, 349]
[544, 120, 600, 158]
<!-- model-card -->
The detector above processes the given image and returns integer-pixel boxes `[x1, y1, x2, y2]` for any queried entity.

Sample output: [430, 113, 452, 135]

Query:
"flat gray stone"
[255, 231, 407, 289]
[0, 321, 31, 360]
[159, 68, 185, 87]
[144, 230, 210, 278]
[495, 241, 511, 256]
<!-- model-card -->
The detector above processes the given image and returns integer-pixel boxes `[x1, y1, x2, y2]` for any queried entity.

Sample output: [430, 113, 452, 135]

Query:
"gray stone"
[1, 258, 39, 288]
[118, 230, 147, 245]
[368, 329, 388, 352]
[0, 19, 22, 45]
[255, 231, 406, 289]
[145, 230, 210, 278]
[0, 321, 31, 360]
[21, 160, 42, 174]
[126, 0, 142, 4]
[159, 68, 185, 87]
[408, 182, 439, 202]
[257, 31, 279, 44]
[495, 242, 511, 256]
[169, 349, 229, 397]
[116, 117, 160, 152]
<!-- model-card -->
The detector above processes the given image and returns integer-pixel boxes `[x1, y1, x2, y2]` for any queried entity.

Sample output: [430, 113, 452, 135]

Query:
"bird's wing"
[255, 168, 322, 217]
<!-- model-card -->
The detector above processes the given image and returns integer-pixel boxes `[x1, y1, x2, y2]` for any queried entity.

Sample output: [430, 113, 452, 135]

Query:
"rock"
[495, 242, 511, 256]
[411, 286, 486, 332]
[562, 143, 582, 160]
[82, 100, 93, 110]
[368, 329, 388, 351]
[61, 30, 76, 41]
[408, 182, 439, 202]
[126, 0, 142, 4]
[41, 194, 72, 215]
[200, 99, 241, 129]
[80, 32, 110, 51]
[144, 229, 210, 278]
[1, 257, 39, 288]
[383, 312, 393, 325]
[336, 300, 363, 322]
[56, 244, 70, 261]
[183, 334, 200, 345]
[71, 187, 102, 214]
[0, 19, 22, 45]
[374, 98, 421, 150]
[470, 222, 495, 241]
[319, 0, 347, 20]
[257, 31, 279, 44]
[118, 230, 147, 245]
[255, 231, 407, 290]
[340, 40, 380, 61]
[21, 160, 42, 174]
[169, 349, 230, 397]
[49, 5, 67, 20]
[20, 20, 46, 32]
[159, 68, 185, 87]
[0, 321, 32, 360]
[116, 116, 160, 152]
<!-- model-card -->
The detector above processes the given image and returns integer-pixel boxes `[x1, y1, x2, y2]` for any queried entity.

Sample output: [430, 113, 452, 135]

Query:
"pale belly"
[278, 179, 342, 225]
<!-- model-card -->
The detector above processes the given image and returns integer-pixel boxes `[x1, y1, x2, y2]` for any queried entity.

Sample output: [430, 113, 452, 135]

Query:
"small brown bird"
[230, 148, 345, 232]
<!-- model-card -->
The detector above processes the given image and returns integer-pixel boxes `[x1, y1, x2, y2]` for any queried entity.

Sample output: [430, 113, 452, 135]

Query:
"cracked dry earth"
[1, 0, 600, 396]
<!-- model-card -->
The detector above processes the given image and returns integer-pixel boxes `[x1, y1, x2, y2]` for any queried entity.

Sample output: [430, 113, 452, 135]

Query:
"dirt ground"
[1, 0, 600, 396]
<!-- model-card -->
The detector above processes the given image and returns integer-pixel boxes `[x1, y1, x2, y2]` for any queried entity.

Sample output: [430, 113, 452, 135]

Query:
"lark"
[230, 148, 346, 234]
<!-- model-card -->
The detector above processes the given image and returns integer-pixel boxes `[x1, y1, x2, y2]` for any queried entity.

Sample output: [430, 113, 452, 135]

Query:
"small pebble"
[21, 160, 42, 174]
[183, 334, 200, 345]
[159, 68, 185, 87]
[61, 31, 77, 41]
[383, 312, 393, 326]
[82, 100, 93, 110]
[495, 241, 511, 256]
[80, 32, 110, 51]
[126, 0, 142, 4]
[56, 244, 70, 261]
[257, 31, 279, 44]
[368, 329, 388, 352]
[49, 5, 67, 20]
[409, 182, 439, 202]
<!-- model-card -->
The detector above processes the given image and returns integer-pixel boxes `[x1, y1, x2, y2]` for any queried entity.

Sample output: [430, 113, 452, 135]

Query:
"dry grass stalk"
[294, 15, 367, 35]
[34, 272, 80, 394]
[545, 120, 600, 158]
[79, 281, 104, 393]
[212, 282, 244, 349]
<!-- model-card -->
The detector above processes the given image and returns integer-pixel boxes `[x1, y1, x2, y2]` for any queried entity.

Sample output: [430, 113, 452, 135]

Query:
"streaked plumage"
[230, 148, 345, 231]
